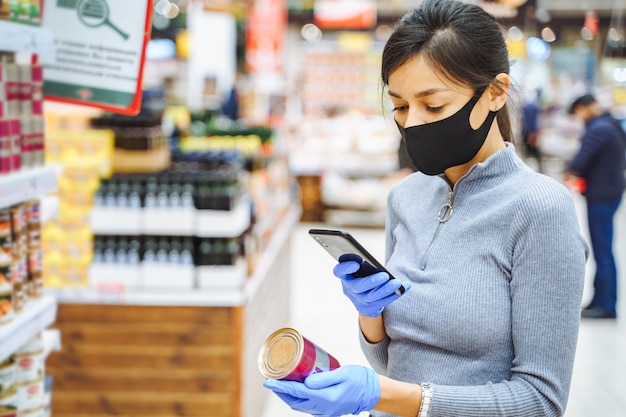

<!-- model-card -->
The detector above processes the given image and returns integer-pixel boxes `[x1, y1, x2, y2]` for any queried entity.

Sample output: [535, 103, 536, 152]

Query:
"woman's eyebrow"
[387, 88, 449, 99]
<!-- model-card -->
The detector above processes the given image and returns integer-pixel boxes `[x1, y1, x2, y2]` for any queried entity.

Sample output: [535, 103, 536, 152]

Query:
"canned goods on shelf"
[0, 359, 17, 393]
[0, 284, 13, 325]
[16, 378, 43, 412]
[258, 327, 340, 382]
[12, 351, 44, 385]
[0, 387, 18, 409]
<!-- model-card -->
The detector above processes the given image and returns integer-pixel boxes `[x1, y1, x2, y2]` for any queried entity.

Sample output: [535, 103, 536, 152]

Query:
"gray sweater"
[361, 144, 588, 417]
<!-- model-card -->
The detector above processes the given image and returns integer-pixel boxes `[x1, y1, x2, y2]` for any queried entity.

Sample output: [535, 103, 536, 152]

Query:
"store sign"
[245, 0, 286, 74]
[313, 0, 376, 30]
[40, 0, 153, 115]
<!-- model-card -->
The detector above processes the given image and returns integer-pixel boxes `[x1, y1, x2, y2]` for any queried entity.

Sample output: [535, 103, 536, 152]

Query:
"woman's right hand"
[333, 254, 410, 317]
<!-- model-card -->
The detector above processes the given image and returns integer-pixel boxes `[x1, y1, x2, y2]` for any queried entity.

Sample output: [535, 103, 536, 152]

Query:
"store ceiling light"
[613, 67, 626, 84]
[580, 26, 594, 41]
[302, 24, 323, 43]
[541, 27, 556, 43]
[526, 37, 550, 60]
[608, 27, 622, 42]
[507, 26, 524, 42]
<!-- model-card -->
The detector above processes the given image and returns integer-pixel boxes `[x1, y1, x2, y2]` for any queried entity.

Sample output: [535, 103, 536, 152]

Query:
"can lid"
[258, 327, 303, 380]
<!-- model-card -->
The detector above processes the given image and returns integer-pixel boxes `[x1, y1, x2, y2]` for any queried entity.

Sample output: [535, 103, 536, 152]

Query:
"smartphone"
[308, 228, 405, 295]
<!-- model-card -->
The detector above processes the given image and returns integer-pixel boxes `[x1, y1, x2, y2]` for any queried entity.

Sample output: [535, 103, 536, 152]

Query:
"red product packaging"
[31, 116, 44, 167]
[19, 117, 34, 169]
[4, 64, 20, 117]
[8, 119, 21, 172]
[30, 65, 43, 116]
[0, 120, 11, 174]
[0, 63, 5, 118]
[18, 65, 33, 117]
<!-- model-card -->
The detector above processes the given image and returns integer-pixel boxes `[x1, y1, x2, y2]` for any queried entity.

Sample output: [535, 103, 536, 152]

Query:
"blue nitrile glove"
[333, 254, 410, 317]
[263, 365, 380, 417]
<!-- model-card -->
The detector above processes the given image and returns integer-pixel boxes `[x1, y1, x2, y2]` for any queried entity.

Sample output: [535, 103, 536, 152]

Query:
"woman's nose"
[403, 110, 426, 128]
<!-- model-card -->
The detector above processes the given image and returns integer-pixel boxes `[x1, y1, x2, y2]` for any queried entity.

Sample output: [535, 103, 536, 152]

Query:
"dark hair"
[381, 0, 514, 142]
[568, 94, 596, 114]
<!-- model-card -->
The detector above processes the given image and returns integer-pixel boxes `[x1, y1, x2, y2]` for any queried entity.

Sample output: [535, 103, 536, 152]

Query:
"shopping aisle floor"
[260, 193, 626, 417]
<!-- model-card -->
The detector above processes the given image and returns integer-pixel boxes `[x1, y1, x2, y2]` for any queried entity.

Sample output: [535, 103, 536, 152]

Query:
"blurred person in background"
[521, 88, 543, 173]
[566, 93, 626, 319]
[263, 1, 588, 416]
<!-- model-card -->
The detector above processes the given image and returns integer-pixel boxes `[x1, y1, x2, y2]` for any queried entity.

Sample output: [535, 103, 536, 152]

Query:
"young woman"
[264, 1, 588, 416]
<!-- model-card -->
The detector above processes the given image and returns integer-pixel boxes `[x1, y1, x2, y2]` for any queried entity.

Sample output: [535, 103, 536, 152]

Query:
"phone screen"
[308, 228, 405, 294]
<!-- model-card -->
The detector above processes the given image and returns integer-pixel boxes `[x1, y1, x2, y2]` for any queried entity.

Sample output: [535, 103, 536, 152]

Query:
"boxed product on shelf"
[0, 59, 46, 175]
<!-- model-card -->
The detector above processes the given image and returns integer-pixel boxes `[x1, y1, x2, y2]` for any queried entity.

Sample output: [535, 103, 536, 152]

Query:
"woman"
[263, 1, 588, 416]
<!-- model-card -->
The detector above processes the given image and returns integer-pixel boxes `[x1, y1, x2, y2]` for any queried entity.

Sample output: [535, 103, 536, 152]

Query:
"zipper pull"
[438, 191, 453, 223]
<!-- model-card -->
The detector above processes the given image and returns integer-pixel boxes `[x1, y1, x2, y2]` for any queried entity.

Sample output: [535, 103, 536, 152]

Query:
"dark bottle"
[169, 176, 182, 208]
[214, 238, 228, 265]
[226, 237, 240, 265]
[128, 237, 141, 265]
[129, 180, 143, 208]
[143, 237, 157, 262]
[181, 237, 195, 265]
[168, 238, 182, 263]
[156, 175, 170, 208]
[115, 237, 129, 264]
[144, 177, 158, 208]
[116, 180, 130, 208]
[156, 238, 170, 263]
[104, 180, 117, 208]
[197, 238, 213, 266]
[103, 237, 117, 264]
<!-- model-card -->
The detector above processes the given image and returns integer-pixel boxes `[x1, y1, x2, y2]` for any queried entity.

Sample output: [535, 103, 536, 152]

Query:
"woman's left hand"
[263, 365, 380, 416]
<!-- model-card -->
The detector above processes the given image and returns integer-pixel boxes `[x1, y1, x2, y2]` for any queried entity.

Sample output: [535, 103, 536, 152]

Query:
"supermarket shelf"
[48, 206, 301, 307]
[0, 21, 55, 59]
[0, 295, 58, 362]
[0, 166, 60, 210]
[90, 198, 251, 237]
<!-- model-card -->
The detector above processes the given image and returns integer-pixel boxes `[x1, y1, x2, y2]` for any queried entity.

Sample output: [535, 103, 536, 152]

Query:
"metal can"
[0, 387, 17, 409]
[16, 378, 43, 411]
[12, 349, 44, 384]
[0, 284, 13, 324]
[258, 328, 340, 382]
[0, 359, 16, 393]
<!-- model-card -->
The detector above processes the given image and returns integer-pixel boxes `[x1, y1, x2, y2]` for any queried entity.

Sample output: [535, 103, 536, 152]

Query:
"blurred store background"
[0, 0, 625, 416]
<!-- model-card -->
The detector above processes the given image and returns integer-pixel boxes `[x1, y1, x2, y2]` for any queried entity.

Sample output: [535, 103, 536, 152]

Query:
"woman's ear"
[488, 73, 510, 111]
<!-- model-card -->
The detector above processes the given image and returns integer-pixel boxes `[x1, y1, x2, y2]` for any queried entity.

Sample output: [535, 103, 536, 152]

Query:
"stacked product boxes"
[0, 57, 45, 175]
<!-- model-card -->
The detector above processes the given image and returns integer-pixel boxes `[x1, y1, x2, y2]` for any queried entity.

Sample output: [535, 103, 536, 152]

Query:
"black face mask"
[396, 95, 498, 176]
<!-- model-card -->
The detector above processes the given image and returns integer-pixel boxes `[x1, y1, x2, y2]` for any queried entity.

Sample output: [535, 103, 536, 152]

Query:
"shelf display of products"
[0, 57, 46, 174]
[0, 21, 60, 417]
[300, 46, 382, 116]
[42, 125, 114, 288]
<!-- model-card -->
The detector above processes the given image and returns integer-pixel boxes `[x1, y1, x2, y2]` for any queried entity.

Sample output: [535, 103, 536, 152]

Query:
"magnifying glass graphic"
[77, 0, 129, 41]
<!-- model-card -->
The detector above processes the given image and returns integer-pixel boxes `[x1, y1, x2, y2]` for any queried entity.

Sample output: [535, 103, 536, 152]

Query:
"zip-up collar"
[419, 143, 521, 269]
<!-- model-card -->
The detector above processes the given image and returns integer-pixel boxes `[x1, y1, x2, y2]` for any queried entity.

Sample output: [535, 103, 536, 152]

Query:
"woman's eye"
[426, 105, 444, 113]
[392, 105, 408, 112]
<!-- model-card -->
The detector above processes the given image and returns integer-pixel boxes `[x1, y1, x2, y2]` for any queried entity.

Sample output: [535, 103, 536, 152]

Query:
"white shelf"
[90, 198, 251, 238]
[0, 166, 59, 210]
[0, 295, 58, 362]
[47, 206, 301, 307]
[0, 21, 56, 59]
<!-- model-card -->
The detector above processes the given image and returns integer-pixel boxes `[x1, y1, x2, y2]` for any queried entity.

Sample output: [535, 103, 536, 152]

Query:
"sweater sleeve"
[429, 182, 588, 417]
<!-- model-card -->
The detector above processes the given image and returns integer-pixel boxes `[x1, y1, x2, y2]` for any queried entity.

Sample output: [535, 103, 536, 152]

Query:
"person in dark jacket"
[567, 93, 626, 319]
